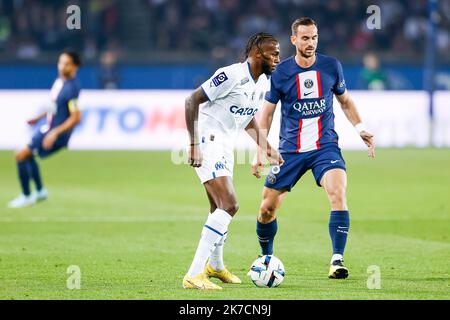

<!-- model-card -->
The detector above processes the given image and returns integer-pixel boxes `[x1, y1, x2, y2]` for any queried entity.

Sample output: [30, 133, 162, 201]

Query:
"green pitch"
[0, 149, 449, 300]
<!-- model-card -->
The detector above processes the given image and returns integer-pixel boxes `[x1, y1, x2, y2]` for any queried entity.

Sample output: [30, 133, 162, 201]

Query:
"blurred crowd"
[0, 0, 449, 63]
[146, 0, 450, 61]
[0, 0, 120, 60]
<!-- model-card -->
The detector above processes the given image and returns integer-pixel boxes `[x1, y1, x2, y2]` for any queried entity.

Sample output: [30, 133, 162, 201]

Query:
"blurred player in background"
[7, 50, 82, 208]
[252, 18, 375, 279]
[183, 33, 284, 290]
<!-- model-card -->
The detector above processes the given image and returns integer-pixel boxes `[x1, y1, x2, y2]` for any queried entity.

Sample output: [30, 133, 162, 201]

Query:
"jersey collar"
[292, 53, 318, 70]
[245, 61, 257, 84]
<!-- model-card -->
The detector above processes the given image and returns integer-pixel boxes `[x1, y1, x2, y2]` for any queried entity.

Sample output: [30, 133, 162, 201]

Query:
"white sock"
[331, 254, 343, 264]
[209, 231, 227, 271]
[187, 209, 232, 277]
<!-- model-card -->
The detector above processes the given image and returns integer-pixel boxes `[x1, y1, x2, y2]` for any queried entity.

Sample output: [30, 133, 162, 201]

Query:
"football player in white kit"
[183, 33, 284, 290]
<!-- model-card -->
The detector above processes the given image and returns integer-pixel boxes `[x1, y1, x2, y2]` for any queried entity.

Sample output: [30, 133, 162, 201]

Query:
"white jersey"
[194, 62, 269, 183]
[199, 62, 269, 147]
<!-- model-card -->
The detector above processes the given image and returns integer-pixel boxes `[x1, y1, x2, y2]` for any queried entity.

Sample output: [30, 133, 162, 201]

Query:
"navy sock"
[27, 157, 43, 191]
[256, 219, 278, 255]
[17, 161, 31, 196]
[329, 210, 350, 256]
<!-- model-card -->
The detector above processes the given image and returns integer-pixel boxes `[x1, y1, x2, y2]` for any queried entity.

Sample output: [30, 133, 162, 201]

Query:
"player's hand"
[266, 147, 284, 167]
[188, 144, 202, 167]
[251, 152, 264, 179]
[27, 118, 39, 126]
[360, 130, 375, 158]
[43, 130, 58, 150]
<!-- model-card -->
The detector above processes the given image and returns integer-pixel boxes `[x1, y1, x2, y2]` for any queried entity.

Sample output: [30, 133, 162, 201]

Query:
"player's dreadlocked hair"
[245, 32, 278, 58]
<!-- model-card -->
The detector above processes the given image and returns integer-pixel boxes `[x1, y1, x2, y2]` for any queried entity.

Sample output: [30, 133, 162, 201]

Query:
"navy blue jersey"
[47, 77, 81, 136]
[265, 54, 346, 153]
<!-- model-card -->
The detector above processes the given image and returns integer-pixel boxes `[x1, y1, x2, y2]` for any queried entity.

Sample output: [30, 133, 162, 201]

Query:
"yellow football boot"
[205, 264, 242, 284]
[182, 273, 223, 290]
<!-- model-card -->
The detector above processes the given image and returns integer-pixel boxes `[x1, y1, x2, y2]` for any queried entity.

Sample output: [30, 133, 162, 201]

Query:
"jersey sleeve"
[264, 73, 282, 104]
[67, 83, 81, 112]
[200, 67, 236, 102]
[332, 59, 347, 95]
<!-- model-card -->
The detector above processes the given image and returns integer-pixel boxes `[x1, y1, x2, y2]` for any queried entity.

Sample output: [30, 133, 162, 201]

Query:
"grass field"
[0, 149, 449, 300]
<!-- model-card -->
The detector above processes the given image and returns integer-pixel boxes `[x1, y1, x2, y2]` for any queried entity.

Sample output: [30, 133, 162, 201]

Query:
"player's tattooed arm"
[336, 90, 375, 158]
[185, 87, 208, 167]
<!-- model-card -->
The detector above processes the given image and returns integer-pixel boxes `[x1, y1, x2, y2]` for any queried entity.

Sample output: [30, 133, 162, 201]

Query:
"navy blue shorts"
[28, 130, 69, 158]
[264, 144, 346, 191]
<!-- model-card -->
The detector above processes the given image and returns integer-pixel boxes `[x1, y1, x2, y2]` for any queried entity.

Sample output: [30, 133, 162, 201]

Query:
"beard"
[262, 59, 273, 75]
[300, 47, 316, 58]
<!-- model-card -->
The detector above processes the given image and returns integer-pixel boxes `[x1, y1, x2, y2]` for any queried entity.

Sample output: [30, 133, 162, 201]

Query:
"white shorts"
[194, 131, 234, 184]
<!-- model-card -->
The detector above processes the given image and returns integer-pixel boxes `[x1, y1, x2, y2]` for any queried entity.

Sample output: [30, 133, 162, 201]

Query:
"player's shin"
[209, 231, 226, 271]
[256, 219, 278, 255]
[328, 210, 350, 262]
[187, 209, 232, 276]
[27, 157, 43, 191]
[17, 161, 31, 196]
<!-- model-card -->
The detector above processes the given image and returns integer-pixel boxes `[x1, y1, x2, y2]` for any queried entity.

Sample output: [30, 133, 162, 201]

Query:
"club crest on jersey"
[211, 72, 228, 87]
[304, 79, 314, 89]
[229, 105, 258, 116]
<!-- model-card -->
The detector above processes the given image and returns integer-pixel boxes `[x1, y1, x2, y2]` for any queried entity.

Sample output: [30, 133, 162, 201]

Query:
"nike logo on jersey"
[304, 91, 315, 96]
[331, 160, 341, 164]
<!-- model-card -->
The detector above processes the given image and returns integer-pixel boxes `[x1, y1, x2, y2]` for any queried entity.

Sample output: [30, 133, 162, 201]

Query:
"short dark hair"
[61, 49, 81, 66]
[245, 32, 278, 58]
[291, 17, 317, 35]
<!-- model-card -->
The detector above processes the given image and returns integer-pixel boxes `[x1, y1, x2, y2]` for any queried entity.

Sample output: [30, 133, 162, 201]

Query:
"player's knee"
[328, 187, 347, 207]
[259, 203, 277, 223]
[221, 201, 239, 216]
[15, 151, 27, 162]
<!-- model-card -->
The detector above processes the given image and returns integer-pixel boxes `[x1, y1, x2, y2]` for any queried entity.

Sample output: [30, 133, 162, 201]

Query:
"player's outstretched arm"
[246, 101, 283, 178]
[185, 87, 208, 167]
[43, 107, 81, 150]
[27, 112, 47, 126]
[336, 90, 375, 158]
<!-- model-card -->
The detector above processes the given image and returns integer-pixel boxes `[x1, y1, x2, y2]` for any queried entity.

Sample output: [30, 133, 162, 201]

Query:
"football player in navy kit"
[252, 18, 375, 279]
[8, 50, 81, 208]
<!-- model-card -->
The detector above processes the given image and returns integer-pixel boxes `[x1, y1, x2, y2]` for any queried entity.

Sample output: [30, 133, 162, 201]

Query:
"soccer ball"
[248, 255, 285, 288]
